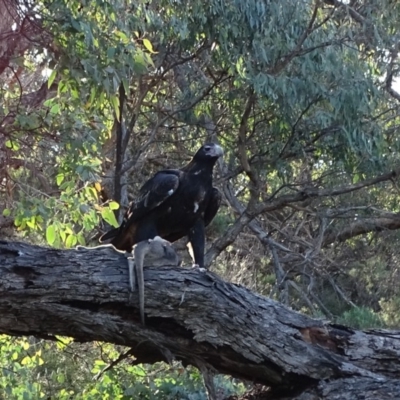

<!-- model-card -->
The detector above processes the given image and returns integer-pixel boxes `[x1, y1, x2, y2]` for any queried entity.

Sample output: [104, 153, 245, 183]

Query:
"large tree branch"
[323, 214, 400, 246]
[258, 167, 400, 215]
[1, 241, 400, 399]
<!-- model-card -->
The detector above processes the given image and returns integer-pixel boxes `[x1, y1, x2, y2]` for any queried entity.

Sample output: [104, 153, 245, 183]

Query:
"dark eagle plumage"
[100, 143, 223, 268]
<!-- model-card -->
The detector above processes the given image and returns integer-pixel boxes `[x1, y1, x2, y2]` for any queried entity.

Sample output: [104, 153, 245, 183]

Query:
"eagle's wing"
[99, 170, 180, 242]
[132, 169, 181, 217]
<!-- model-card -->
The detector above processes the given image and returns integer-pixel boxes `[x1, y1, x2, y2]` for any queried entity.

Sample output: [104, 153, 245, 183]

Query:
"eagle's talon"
[192, 264, 207, 273]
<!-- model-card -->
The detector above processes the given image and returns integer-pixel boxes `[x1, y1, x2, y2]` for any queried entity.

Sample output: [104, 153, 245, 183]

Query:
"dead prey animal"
[129, 236, 180, 325]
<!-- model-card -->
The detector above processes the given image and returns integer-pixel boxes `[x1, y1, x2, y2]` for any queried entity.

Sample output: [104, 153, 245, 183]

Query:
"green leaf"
[133, 50, 148, 74]
[86, 187, 98, 201]
[143, 38, 155, 53]
[43, 99, 53, 107]
[65, 234, 77, 248]
[108, 201, 119, 210]
[89, 86, 97, 105]
[114, 30, 129, 44]
[50, 104, 60, 114]
[110, 94, 120, 121]
[21, 356, 31, 366]
[59, 229, 66, 242]
[56, 173, 65, 186]
[76, 234, 86, 245]
[122, 77, 129, 94]
[26, 217, 36, 229]
[46, 225, 56, 245]
[48, 69, 57, 88]
[107, 47, 116, 59]
[101, 208, 119, 227]
[5, 140, 19, 150]
[2, 208, 11, 217]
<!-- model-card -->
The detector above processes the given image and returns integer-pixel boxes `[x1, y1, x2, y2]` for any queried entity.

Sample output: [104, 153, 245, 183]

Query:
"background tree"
[1, 0, 400, 398]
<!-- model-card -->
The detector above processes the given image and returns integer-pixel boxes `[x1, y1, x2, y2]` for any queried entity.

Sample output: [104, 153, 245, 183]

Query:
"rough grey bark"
[0, 240, 400, 399]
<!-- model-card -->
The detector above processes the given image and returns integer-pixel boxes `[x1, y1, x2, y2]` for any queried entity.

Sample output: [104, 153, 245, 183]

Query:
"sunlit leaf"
[47, 69, 57, 88]
[59, 229, 66, 242]
[108, 201, 119, 210]
[26, 217, 36, 229]
[143, 38, 156, 53]
[20, 356, 31, 366]
[56, 173, 65, 186]
[46, 225, 56, 245]
[65, 234, 77, 248]
[110, 94, 120, 121]
[5, 140, 19, 150]
[114, 30, 129, 43]
[101, 208, 119, 227]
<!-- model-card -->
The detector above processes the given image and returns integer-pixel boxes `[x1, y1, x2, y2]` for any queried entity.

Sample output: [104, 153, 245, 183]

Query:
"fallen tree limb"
[0, 240, 399, 399]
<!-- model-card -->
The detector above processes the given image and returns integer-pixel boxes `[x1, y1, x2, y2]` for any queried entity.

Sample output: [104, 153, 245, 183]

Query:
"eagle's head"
[194, 143, 224, 162]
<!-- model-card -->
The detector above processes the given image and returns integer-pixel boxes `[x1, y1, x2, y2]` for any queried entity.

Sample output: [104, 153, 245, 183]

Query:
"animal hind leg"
[127, 256, 136, 292]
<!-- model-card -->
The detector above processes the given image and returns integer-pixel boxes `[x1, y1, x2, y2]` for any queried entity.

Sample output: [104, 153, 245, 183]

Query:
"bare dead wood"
[323, 215, 400, 246]
[0, 241, 400, 399]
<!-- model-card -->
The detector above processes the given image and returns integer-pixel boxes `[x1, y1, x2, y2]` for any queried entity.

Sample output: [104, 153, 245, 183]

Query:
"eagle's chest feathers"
[173, 172, 210, 218]
[183, 183, 208, 214]
[190, 187, 206, 214]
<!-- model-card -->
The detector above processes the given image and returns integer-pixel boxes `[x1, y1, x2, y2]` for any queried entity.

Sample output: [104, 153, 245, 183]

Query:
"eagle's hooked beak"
[204, 143, 224, 158]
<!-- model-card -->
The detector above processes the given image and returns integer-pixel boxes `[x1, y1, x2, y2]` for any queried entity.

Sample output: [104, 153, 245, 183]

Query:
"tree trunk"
[0, 240, 399, 399]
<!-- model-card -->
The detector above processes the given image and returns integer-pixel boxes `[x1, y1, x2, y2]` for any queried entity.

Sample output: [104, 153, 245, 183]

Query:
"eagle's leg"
[188, 219, 206, 270]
